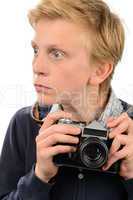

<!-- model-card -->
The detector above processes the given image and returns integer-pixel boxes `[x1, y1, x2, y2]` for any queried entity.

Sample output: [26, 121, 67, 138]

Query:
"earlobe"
[89, 63, 114, 85]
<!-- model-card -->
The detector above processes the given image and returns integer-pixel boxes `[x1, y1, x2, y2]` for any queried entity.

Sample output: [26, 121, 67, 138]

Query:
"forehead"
[33, 18, 92, 50]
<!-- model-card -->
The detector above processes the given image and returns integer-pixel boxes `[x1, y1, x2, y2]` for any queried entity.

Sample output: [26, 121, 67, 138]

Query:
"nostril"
[33, 72, 48, 77]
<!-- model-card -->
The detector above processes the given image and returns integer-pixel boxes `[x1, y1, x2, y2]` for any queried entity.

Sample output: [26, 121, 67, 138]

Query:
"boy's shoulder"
[10, 106, 33, 125]
[14, 106, 32, 118]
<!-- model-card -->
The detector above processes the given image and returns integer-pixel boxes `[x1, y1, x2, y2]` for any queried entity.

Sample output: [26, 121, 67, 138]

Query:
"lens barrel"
[80, 137, 108, 168]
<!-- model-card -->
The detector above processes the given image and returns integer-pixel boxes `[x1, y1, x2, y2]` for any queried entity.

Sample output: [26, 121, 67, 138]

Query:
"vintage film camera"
[53, 119, 120, 174]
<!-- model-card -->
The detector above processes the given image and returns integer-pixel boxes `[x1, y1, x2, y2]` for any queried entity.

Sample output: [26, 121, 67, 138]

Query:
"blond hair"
[28, 0, 125, 89]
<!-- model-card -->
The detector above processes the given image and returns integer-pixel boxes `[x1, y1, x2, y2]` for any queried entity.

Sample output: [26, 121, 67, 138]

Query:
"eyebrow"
[31, 40, 37, 47]
[31, 40, 68, 53]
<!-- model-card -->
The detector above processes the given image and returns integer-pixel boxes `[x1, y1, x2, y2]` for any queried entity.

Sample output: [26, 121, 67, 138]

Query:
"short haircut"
[28, 0, 125, 89]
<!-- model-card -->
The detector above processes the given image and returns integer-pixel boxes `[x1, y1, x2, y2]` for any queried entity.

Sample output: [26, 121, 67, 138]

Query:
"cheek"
[55, 72, 89, 92]
[51, 59, 91, 93]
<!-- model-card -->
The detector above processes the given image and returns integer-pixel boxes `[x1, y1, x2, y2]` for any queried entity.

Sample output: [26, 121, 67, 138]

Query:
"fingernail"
[102, 163, 108, 171]
[72, 147, 77, 152]
[75, 128, 81, 134]
[109, 131, 114, 138]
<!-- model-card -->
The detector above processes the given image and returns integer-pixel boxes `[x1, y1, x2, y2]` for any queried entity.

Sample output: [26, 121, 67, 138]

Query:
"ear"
[89, 63, 114, 86]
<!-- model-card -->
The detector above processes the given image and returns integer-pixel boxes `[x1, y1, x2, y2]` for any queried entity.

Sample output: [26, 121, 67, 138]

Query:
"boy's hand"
[35, 111, 81, 183]
[103, 113, 133, 180]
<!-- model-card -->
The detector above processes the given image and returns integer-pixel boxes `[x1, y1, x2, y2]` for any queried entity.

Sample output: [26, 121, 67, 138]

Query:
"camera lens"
[85, 143, 101, 161]
[80, 137, 108, 168]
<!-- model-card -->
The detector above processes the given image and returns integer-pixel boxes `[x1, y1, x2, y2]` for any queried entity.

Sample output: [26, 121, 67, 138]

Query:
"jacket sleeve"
[0, 109, 53, 200]
[122, 179, 133, 200]
[120, 101, 133, 199]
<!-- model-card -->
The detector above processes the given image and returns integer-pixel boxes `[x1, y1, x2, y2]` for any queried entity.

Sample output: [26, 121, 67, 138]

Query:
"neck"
[61, 87, 110, 124]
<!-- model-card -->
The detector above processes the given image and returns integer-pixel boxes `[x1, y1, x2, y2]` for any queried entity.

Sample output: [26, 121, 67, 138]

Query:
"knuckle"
[38, 130, 44, 136]
[35, 135, 39, 143]
[37, 149, 44, 158]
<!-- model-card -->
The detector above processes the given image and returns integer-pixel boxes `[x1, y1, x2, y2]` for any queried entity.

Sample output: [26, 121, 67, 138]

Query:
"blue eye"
[50, 49, 65, 60]
[33, 47, 39, 56]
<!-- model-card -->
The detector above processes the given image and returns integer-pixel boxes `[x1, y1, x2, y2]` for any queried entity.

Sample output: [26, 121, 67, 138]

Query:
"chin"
[37, 93, 57, 106]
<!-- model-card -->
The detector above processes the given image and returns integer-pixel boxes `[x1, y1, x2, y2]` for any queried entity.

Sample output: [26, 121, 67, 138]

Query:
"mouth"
[34, 84, 52, 92]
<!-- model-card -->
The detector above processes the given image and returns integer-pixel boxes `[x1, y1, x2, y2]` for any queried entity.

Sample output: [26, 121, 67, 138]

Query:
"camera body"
[53, 119, 120, 174]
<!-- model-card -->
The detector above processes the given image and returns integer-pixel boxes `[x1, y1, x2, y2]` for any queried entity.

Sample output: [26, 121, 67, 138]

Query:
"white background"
[0, 0, 133, 152]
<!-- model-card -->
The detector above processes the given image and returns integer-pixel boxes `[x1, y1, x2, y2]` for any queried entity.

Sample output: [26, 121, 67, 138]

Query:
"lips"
[34, 84, 51, 89]
[34, 84, 52, 93]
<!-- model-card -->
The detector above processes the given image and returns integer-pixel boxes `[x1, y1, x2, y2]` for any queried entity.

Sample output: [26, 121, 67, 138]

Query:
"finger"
[106, 116, 116, 123]
[109, 134, 131, 157]
[107, 112, 128, 128]
[109, 137, 121, 156]
[127, 119, 133, 136]
[40, 111, 72, 131]
[109, 120, 129, 139]
[38, 133, 79, 148]
[37, 124, 81, 141]
[115, 134, 129, 145]
[46, 145, 77, 158]
[103, 146, 129, 170]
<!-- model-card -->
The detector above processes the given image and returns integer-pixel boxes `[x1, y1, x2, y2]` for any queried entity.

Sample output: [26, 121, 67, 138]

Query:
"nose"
[33, 52, 49, 76]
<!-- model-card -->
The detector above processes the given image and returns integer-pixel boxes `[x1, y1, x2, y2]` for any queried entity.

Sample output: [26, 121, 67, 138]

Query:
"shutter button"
[78, 173, 84, 179]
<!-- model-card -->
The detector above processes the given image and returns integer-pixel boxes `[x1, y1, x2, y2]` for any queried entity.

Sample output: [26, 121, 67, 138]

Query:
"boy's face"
[32, 18, 95, 106]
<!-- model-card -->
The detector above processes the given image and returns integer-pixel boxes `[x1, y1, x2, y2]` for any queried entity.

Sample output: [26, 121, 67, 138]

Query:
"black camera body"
[53, 119, 120, 174]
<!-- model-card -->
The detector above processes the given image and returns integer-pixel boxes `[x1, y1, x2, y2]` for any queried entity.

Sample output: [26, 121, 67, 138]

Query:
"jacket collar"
[31, 89, 124, 127]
